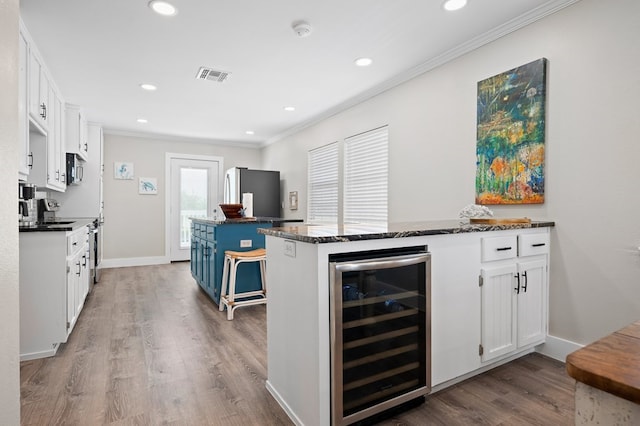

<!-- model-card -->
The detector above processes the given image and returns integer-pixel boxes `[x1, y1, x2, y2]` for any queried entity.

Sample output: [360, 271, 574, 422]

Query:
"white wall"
[103, 133, 262, 262]
[262, 0, 640, 346]
[0, 0, 22, 423]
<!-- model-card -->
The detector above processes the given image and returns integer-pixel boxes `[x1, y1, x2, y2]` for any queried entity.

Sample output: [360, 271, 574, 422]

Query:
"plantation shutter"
[307, 142, 339, 224]
[344, 126, 388, 224]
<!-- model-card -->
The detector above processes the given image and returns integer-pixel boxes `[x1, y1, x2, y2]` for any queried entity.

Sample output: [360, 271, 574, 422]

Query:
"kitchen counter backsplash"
[258, 219, 555, 244]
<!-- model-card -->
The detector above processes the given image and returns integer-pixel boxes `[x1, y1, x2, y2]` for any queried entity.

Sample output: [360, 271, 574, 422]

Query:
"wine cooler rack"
[330, 246, 431, 425]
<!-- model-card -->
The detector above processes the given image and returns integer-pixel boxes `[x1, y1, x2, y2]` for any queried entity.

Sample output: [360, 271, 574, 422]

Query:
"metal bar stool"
[219, 248, 267, 320]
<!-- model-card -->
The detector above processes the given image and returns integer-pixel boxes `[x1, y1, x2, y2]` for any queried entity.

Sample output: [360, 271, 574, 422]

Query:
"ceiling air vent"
[196, 67, 230, 83]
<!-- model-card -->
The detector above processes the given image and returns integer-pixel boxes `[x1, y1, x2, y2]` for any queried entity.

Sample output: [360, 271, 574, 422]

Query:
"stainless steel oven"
[329, 246, 431, 425]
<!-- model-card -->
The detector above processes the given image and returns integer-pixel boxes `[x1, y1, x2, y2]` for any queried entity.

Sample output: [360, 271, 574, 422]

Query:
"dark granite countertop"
[19, 217, 95, 233]
[257, 219, 555, 244]
[191, 217, 304, 225]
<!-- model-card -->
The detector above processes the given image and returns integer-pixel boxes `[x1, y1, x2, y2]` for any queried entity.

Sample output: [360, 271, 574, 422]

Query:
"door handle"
[521, 271, 528, 292]
[514, 272, 520, 294]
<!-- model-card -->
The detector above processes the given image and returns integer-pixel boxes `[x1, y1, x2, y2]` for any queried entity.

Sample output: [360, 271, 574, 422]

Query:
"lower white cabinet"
[19, 225, 90, 360]
[480, 233, 548, 363]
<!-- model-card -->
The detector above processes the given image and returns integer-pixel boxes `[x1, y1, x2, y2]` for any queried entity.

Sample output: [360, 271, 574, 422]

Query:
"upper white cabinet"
[66, 104, 88, 161]
[20, 20, 66, 191]
[27, 83, 66, 192]
[48, 87, 66, 190]
[18, 27, 30, 179]
[479, 232, 548, 363]
[28, 44, 50, 130]
[57, 123, 104, 220]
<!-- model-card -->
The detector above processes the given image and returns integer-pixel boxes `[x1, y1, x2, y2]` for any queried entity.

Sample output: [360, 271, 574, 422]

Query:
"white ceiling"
[19, 0, 577, 146]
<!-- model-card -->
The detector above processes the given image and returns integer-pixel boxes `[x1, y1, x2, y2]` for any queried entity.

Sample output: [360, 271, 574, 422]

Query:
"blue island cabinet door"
[210, 222, 272, 305]
[203, 225, 217, 299]
[190, 222, 198, 279]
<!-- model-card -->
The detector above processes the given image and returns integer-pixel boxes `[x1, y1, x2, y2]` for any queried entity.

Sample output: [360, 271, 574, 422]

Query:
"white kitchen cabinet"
[57, 123, 104, 220]
[19, 224, 91, 360]
[20, 20, 66, 191]
[18, 27, 30, 179]
[27, 84, 66, 192]
[480, 233, 548, 363]
[65, 104, 88, 161]
[46, 86, 66, 191]
[28, 44, 50, 130]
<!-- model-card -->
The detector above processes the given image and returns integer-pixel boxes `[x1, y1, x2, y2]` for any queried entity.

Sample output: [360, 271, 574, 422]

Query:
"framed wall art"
[476, 58, 547, 205]
[114, 162, 134, 180]
[139, 177, 158, 195]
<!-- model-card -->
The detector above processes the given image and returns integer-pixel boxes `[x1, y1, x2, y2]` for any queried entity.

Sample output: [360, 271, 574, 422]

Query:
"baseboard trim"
[536, 334, 584, 362]
[266, 380, 304, 426]
[101, 256, 170, 269]
[20, 344, 59, 361]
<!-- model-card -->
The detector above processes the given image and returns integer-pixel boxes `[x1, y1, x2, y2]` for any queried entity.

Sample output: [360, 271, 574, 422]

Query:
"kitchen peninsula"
[259, 219, 554, 426]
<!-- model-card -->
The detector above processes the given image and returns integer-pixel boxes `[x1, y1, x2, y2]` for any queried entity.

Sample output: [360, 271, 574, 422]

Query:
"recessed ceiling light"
[140, 83, 157, 91]
[148, 0, 178, 16]
[443, 0, 467, 11]
[355, 57, 373, 67]
[137, 118, 148, 123]
[245, 130, 255, 135]
[283, 106, 296, 112]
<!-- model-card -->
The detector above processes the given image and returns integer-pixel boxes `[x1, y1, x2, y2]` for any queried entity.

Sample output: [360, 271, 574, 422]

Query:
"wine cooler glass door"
[330, 250, 431, 425]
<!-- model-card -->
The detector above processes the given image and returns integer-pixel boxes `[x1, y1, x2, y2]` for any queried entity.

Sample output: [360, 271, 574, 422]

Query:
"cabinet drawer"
[481, 236, 517, 262]
[518, 233, 549, 257]
[67, 232, 81, 255]
[203, 225, 215, 241]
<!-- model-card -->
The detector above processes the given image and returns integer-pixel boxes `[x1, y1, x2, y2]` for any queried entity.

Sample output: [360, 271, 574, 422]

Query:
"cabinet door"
[19, 30, 30, 178]
[190, 233, 198, 279]
[65, 104, 88, 160]
[66, 255, 80, 333]
[55, 92, 66, 187]
[480, 263, 517, 362]
[204, 240, 215, 297]
[28, 50, 49, 129]
[79, 112, 88, 160]
[517, 258, 546, 347]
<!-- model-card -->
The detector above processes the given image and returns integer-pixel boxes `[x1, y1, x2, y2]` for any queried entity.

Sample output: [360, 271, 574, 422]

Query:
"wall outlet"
[240, 239, 252, 248]
[284, 240, 296, 257]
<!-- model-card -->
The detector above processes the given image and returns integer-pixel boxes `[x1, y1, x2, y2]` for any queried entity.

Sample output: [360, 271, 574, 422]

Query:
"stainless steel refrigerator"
[223, 167, 281, 218]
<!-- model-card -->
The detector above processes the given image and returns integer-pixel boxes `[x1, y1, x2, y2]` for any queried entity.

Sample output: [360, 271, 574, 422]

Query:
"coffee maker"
[19, 182, 37, 226]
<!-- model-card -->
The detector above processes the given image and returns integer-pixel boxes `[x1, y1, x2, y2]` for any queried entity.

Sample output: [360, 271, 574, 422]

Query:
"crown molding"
[263, 0, 581, 147]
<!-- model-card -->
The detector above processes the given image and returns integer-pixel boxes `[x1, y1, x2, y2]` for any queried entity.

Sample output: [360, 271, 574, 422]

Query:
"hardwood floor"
[20, 263, 574, 425]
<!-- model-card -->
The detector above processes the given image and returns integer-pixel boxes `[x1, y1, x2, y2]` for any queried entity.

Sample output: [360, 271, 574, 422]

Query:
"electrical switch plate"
[284, 240, 296, 257]
[240, 239, 252, 248]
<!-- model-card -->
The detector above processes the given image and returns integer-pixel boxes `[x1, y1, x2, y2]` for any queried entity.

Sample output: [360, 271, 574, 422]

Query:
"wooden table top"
[566, 320, 640, 404]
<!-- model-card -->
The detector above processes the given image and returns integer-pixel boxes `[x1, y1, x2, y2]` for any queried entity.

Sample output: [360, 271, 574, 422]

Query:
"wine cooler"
[329, 246, 431, 425]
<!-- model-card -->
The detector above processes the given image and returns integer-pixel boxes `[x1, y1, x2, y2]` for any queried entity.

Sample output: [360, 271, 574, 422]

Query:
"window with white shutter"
[307, 142, 339, 224]
[344, 126, 388, 224]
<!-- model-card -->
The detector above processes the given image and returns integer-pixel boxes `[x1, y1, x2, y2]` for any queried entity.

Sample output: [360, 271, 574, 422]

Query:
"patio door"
[167, 154, 222, 261]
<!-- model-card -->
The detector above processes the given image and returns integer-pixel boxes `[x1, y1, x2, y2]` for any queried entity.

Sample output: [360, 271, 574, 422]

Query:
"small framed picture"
[114, 162, 134, 180]
[139, 177, 158, 195]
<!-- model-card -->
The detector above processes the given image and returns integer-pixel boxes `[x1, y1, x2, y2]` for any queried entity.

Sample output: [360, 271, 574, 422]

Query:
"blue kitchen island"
[190, 218, 284, 305]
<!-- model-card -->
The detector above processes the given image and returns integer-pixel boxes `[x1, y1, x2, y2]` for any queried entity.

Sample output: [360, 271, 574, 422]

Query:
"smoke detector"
[195, 67, 231, 83]
[292, 21, 312, 38]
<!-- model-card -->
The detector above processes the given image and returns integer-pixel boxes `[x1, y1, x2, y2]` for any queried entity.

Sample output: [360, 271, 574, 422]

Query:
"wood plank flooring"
[20, 262, 575, 425]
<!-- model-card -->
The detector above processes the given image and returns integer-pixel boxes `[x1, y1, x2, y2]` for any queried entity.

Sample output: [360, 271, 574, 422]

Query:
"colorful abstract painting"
[476, 58, 547, 204]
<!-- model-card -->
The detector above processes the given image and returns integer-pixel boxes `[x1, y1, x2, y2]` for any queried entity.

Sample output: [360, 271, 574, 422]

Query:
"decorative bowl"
[219, 203, 244, 219]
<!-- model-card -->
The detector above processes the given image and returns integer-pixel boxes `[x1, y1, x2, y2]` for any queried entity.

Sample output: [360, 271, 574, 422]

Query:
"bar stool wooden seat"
[219, 248, 267, 320]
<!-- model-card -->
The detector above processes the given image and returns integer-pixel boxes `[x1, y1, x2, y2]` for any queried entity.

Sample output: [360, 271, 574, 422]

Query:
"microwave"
[66, 153, 84, 185]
